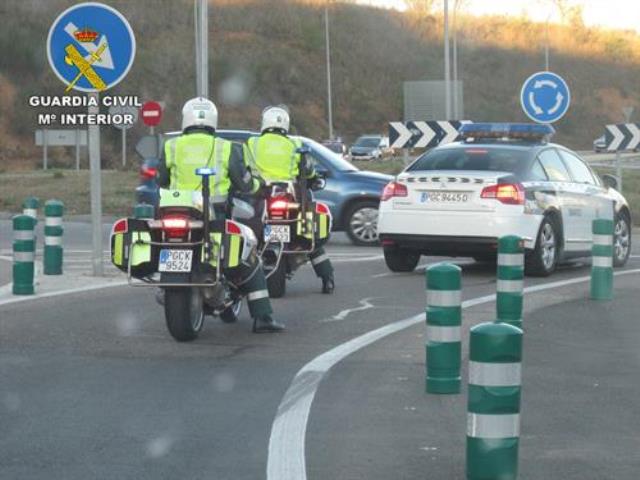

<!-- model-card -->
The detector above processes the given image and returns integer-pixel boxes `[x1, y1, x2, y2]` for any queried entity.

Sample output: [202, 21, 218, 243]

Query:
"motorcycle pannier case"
[110, 218, 157, 278]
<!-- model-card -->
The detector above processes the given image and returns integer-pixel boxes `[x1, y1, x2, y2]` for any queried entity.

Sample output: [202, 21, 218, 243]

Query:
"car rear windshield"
[354, 137, 380, 148]
[408, 147, 530, 173]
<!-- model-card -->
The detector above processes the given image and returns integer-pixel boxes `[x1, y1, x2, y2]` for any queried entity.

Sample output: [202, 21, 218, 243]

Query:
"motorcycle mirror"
[296, 145, 311, 155]
[231, 198, 255, 220]
[135, 135, 161, 160]
[312, 177, 326, 191]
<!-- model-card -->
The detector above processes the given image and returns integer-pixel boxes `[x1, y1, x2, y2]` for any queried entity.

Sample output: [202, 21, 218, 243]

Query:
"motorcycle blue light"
[195, 167, 217, 176]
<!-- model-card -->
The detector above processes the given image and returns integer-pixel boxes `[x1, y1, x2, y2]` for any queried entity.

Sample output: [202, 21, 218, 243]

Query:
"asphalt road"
[1, 225, 639, 479]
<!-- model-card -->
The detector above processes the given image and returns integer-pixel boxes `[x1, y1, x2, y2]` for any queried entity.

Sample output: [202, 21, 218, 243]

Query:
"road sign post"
[520, 71, 570, 124]
[109, 105, 138, 167]
[425, 263, 462, 394]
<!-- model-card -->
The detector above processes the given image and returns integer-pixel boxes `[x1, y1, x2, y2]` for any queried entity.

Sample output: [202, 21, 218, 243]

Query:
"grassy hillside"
[1, 0, 640, 171]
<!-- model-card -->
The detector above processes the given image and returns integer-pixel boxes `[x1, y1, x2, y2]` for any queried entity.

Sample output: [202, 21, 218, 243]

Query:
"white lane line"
[372, 260, 474, 279]
[331, 255, 383, 264]
[0, 280, 128, 308]
[267, 268, 640, 480]
[321, 297, 377, 323]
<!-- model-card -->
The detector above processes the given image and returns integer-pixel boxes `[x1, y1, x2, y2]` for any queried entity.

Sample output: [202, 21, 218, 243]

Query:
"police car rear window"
[408, 147, 529, 173]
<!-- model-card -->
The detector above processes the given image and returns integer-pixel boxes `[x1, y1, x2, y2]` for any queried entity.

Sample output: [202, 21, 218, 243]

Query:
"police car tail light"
[140, 165, 158, 180]
[225, 220, 242, 235]
[113, 218, 128, 234]
[480, 183, 525, 205]
[381, 181, 408, 201]
[315, 203, 330, 215]
[162, 214, 190, 239]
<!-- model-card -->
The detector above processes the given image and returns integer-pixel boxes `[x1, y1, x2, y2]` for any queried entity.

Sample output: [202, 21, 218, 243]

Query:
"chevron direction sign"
[388, 120, 471, 149]
[604, 123, 640, 151]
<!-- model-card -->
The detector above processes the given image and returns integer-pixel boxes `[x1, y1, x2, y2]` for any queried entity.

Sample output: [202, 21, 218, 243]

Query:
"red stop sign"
[141, 101, 163, 127]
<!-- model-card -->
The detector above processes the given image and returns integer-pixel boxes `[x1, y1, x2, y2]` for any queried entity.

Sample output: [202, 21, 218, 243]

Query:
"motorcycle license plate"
[264, 225, 290, 243]
[158, 249, 193, 272]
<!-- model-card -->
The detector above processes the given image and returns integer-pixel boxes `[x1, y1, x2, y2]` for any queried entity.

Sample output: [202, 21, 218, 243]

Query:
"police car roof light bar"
[459, 123, 555, 142]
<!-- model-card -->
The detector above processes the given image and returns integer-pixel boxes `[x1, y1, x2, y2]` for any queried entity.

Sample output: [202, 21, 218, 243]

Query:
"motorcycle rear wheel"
[164, 288, 204, 342]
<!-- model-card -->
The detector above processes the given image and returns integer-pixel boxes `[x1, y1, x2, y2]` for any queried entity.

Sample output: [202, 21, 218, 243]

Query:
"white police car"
[377, 123, 632, 276]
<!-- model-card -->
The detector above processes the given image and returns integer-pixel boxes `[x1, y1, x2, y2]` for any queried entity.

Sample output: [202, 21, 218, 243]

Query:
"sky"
[356, 1, 640, 32]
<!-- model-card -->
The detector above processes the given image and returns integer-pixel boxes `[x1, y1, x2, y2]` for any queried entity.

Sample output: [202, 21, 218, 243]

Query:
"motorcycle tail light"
[315, 203, 330, 215]
[162, 214, 189, 239]
[113, 218, 128, 234]
[269, 199, 289, 219]
[140, 165, 158, 180]
[225, 220, 242, 235]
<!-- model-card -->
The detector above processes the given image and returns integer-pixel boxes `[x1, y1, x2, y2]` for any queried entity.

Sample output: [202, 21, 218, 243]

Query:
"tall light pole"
[544, 13, 550, 71]
[443, 0, 451, 120]
[452, 0, 460, 119]
[325, 5, 334, 140]
[195, 0, 209, 97]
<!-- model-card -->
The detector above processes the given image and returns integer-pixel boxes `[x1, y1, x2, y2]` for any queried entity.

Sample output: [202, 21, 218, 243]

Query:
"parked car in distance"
[136, 130, 392, 246]
[378, 123, 632, 276]
[349, 135, 390, 161]
[322, 138, 347, 156]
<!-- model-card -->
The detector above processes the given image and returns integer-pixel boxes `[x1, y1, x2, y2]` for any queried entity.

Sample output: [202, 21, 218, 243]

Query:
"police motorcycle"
[259, 146, 332, 298]
[110, 138, 259, 342]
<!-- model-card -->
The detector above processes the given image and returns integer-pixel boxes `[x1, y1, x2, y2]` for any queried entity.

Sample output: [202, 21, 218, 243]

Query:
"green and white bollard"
[44, 200, 64, 275]
[12, 215, 37, 295]
[496, 235, 524, 328]
[134, 203, 154, 219]
[22, 197, 40, 221]
[590, 218, 614, 301]
[425, 263, 462, 394]
[467, 322, 523, 480]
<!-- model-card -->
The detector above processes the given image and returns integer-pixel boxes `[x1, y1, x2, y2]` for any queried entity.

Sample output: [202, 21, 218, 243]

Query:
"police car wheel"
[526, 217, 559, 277]
[613, 212, 631, 267]
[383, 246, 420, 272]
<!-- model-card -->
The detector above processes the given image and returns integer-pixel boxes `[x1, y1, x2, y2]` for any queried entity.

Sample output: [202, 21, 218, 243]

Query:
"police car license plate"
[158, 249, 193, 272]
[264, 225, 290, 243]
[420, 191, 470, 203]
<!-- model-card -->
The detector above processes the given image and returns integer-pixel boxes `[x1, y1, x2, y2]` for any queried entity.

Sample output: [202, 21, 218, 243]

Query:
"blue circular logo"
[46, 2, 136, 93]
[520, 71, 571, 124]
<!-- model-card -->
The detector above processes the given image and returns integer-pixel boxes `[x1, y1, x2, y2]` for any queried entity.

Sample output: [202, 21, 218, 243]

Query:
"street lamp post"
[195, 0, 208, 97]
[325, 5, 334, 140]
[452, 0, 460, 119]
[444, 0, 451, 120]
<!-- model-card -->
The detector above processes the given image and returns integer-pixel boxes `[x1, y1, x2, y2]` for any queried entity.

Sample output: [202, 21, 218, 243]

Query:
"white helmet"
[261, 106, 290, 133]
[181, 97, 218, 131]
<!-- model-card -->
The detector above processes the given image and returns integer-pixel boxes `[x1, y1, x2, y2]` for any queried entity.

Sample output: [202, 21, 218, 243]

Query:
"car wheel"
[613, 212, 631, 267]
[383, 246, 420, 272]
[345, 201, 379, 246]
[525, 217, 559, 277]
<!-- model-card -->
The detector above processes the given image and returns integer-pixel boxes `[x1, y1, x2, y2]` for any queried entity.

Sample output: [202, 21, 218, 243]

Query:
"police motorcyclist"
[246, 105, 335, 294]
[158, 97, 284, 333]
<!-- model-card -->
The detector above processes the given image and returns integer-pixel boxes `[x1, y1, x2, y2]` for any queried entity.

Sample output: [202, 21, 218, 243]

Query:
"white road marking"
[331, 255, 383, 264]
[372, 260, 475, 278]
[0, 255, 13, 262]
[0, 280, 128, 308]
[267, 268, 640, 480]
[321, 297, 376, 322]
